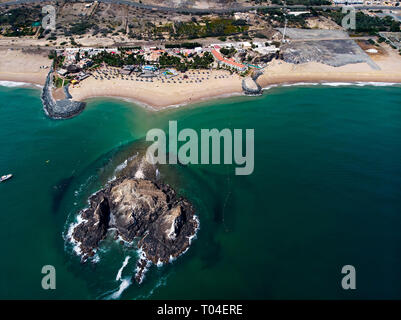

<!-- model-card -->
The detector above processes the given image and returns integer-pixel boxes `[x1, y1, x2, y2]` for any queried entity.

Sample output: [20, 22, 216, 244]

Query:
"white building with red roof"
[211, 49, 247, 72]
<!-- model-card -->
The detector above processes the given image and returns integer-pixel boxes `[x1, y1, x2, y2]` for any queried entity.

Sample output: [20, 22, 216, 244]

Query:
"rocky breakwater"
[242, 70, 263, 95]
[41, 67, 86, 119]
[69, 170, 199, 283]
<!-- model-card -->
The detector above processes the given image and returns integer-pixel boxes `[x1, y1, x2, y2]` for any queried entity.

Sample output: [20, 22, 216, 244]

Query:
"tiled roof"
[211, 49, 246, 69]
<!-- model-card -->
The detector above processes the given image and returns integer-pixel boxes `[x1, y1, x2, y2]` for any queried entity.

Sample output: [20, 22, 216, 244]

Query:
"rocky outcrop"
[70, 176, 199, 283]
[41, 67, 86, 119]
[242, 70, 263, 95]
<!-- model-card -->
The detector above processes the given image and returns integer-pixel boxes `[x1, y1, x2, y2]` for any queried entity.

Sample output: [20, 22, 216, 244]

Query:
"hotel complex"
[211, 49, 247, 72]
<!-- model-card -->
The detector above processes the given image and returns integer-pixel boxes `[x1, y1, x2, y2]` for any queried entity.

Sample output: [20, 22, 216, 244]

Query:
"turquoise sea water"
[0, 83, 401, 299]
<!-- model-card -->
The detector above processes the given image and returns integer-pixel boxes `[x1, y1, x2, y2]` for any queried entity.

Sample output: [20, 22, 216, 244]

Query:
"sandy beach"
[258, 52, 401, 88]
[1, 45, 401, 109]
[0, 49, 51, 85]
[69, 69, 243, 109]
[66, 43, 401, 109]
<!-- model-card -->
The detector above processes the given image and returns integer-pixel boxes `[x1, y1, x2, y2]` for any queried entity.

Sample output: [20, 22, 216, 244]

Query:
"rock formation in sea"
[68, 156, 199, 283]
[242, 70, 263, 95]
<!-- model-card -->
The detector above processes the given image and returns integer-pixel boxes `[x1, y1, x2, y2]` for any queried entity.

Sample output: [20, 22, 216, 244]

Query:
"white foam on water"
[187, 215, 200, 245]
[134, 247, 152, 284]
[73, 175, 96, 198]
[263, 81, 400, 91]
[65, 212, 88, 256]
[115, 159, 128, 173]
[116, 256, 131, 281]
[108, 277, 132, 300]
[0, 81, 30, 87]
[92, 253, 100, 264]
[113, 153, 139, 180]
[282, 82, 320, 87]
[156, 259, 164, 268]
[321, 82, 359, 87]
[354, 82, 398, 87]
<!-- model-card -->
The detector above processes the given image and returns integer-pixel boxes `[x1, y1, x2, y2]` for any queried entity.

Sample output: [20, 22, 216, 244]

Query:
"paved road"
[1, 0, 401, 13]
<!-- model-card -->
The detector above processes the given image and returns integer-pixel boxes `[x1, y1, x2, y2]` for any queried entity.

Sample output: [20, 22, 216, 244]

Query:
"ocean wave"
[0, 80, 42, 89]
[110, 153, 140, 182]
[73, 175, 96, 198]
[65, 212, 88, 257]
[108, 277, 132, 300]
[135, 247, 152, 284]
[116, 256, 131, 281]
[187, 215, 200, 245]
[354, 82, 398, 87]
[0, 81, 30, 87]
[263, 81, 400, 91]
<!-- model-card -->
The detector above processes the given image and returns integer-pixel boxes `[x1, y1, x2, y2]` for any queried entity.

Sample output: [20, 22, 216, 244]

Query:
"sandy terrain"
[258, 44, 401, 88]
[69, 69, 243, 109]
[0, 45, 401, 110]
[0, 49, 51, 85]
[69, 44, 401, 109]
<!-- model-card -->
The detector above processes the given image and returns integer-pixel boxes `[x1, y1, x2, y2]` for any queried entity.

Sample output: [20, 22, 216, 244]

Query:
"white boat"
[0, 174, 12, 182]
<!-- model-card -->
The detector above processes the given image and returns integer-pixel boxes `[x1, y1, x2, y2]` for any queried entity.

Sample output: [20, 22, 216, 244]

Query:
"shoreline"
[65, 78, 401, 111]
[0, 79, 43, 89]
[1, 76, 401, 110]
[54, 58, 401, 110]
[2, 51, 401, 111]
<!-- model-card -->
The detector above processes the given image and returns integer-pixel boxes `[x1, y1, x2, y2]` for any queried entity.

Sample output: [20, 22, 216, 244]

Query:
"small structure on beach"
[57, 68, 68, 77]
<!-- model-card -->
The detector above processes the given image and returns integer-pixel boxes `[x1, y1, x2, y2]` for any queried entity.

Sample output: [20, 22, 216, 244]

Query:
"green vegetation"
[53, 76, 67, 88]
[48, 51, 64, 69]
[327, 11, 401, 33]
[0, 7, 41, 36]
[258, 8, 309, 28]
[378, 36, 386, 43]
[91, 51, 145, 67]
[167, 18, 248, 40]
[158, 52, 214, 72]
[69, 20, 94, 36]
[220, 47, 237, 58]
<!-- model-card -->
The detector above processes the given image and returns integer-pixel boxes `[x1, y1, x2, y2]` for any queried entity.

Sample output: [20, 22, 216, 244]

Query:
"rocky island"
[69, 168, 199, 283]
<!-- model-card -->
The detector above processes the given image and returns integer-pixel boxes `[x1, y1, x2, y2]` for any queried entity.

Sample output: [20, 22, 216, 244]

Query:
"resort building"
[211, 49, 247, 72]
[57, 68, 68, 77]
[76, 72, 90, 81]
